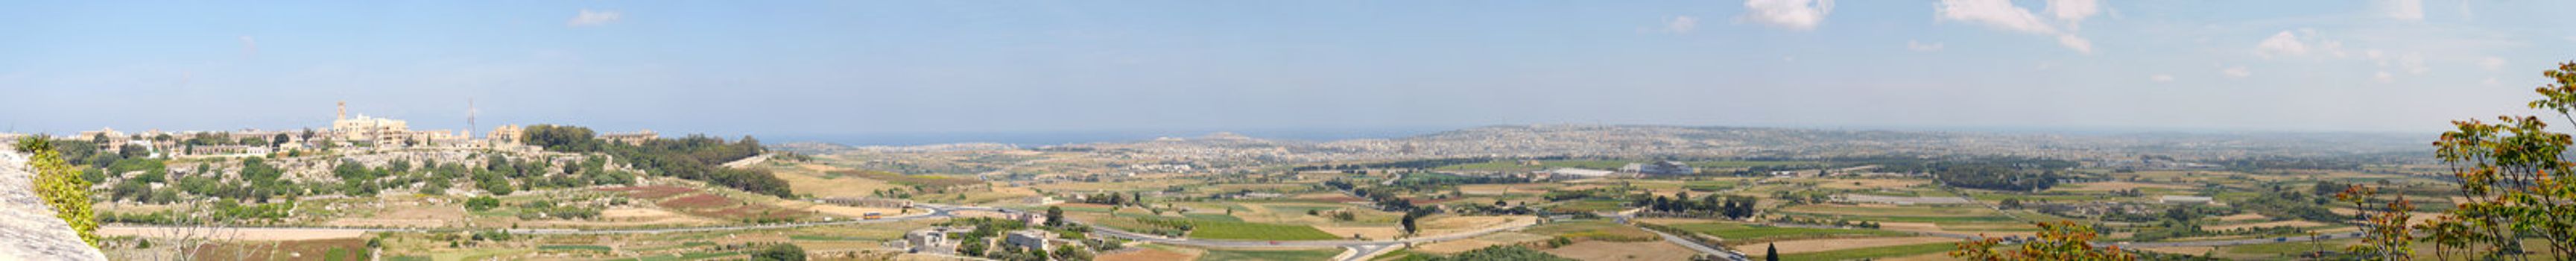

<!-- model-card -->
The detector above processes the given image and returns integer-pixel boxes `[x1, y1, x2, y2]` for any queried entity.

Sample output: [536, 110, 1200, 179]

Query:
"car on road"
[2276, 237, 2288, 242]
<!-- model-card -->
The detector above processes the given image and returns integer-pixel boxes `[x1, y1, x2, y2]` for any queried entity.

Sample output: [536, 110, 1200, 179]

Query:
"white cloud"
[569, 9, 623, 27]
[2382, 0, 2425, 22]
[2222, 66, 2251, 78]
[1741, 0, 1834, 31]
[1937, 0, 2057, 34]
[2481, 57, 2506, 71]
[1665, 16, 1700, 34]
[2254, 31, 2308, 58]
[2151, 74, 2175, 82]
[2399, 53, 2428, 74]
[2319, 40, 2348, 58]
[2374, 71, 2396, 83]
[2056, 34, 2092, 54]
[2485, 77, 2501, 85]
[2045, 0, 2101, 28]
[1937, 0, 2091, 54]
[238, 36, 257, 57]
[1907, 40, 1945, 51]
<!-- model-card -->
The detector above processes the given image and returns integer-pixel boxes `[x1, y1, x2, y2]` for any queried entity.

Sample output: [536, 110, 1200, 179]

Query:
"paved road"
[1641, 226, 1749, 261]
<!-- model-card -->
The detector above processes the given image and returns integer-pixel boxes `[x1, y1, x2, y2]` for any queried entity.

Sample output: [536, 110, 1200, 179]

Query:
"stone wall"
[0, 140, 110, 260]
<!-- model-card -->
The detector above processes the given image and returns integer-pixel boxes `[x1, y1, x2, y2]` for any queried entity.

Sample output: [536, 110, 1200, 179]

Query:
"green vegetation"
[1183, 219, 1341, 240]
[2330, 62, 2576, 259]
[753, 243, 805, 261]
[1195, 248, 1342, 261]
[1773, 242, 1953, 261]
[14, 136, 98, 247]
[1668, 222, 1907, 242]
[1905, 159, 2072, 192]
[520, 124, 788, 197]
[1394, 245, 1575, 261]
[1522, 220, 1657, 242]
[463, 196, 501, 211]
[537, 245, 612, 252]
[829, 169, 982, 188]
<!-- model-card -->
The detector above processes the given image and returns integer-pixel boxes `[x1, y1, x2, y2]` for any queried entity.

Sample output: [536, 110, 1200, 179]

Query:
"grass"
[630, 241, 718, 252]
[1769, 242, 1956, 261]
[1185, 213, 1246, 222]
[1437, 160, 1814, 172]
[1188, 220, 1344, 240]
[828, 169, 984, 187]
[622, 251, 745, 261]
[788, 235, 875, 241]
[1195, 248, 1343, 261]
[1669, 222, 1909, 242]
[1542, 200, 1628, 213]
[429, 248, 531, 261]
[1522, 220, 1659, 242]
[539, 245, 613, 252]
[1775, 213, 2020, 223]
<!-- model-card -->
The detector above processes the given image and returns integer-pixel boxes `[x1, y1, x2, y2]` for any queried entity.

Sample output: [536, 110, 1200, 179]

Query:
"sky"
[3, 1, 2572, 142]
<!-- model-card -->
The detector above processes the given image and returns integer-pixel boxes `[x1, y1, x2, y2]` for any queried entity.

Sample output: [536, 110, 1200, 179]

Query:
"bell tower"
[336, 101, 347, 121]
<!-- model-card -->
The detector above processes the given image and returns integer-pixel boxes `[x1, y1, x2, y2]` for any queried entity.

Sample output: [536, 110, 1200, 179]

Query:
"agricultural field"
[1192, 248, 1343, 261]
[1667, 221, 1911, 245]
[1762, 242, 1955, 261]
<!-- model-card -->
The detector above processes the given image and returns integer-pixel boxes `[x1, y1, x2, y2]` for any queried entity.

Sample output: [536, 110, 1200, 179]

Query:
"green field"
[1670, 222, 1909, 242]
[1185, 213, 1247, 221]
[1197, 248, 1344, 261]
[1542, 199, 1629, 213]
[1437, 160, 1816, 172]
[1522, 220, 1659, 242]
[622, 251, 745, 261]
[538, 245, 613, 252]
[1768, 242, 1955, 261]
[826, 169, 984, 187]
[1188, 221, 1344, 240]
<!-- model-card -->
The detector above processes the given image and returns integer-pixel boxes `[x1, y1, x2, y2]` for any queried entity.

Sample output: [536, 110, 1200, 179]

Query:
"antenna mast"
[468, 98, 478, 138]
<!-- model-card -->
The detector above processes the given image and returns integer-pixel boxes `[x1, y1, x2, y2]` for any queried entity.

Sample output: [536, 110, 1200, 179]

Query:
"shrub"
[16, 136, 98, 247]
[754, 243, 806, 261]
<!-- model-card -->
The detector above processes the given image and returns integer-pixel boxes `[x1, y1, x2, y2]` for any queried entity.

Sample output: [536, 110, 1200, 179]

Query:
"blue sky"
[2, 1, 2570, 140]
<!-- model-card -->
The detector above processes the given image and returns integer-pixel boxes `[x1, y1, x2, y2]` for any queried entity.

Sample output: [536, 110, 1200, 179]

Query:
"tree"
[1765, 243, 1779, 261]
[2337, 60, 2576, 260]
[1950, 221, 2133, 261]
[1045, 206, 1065, 227]
[753, 243, 806, 261]
[1400, 213, 1421, 236]
[464, 196, 501, 211]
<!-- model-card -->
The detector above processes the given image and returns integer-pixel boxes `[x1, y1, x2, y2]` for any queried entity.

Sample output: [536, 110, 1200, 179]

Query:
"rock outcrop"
[0, 141, 109, 260]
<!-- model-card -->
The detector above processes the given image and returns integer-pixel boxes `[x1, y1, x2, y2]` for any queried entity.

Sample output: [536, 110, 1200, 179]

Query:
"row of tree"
[520, 125, 790, 197]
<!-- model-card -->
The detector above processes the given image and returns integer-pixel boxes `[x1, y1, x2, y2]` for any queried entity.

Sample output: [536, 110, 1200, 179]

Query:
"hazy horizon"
[8, 1, 2572, 138]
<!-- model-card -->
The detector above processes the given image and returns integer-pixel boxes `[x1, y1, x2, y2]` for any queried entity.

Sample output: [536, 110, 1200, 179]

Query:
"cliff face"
[0, 142, 109, 260]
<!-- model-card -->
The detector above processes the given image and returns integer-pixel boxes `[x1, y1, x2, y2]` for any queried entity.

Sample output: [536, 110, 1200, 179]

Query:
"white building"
[2156, 195, 2214, 205]
[1004, 230, 1057, 251]
[1539, 168, 1616, 180]
[1621, 161, 1697, 175]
